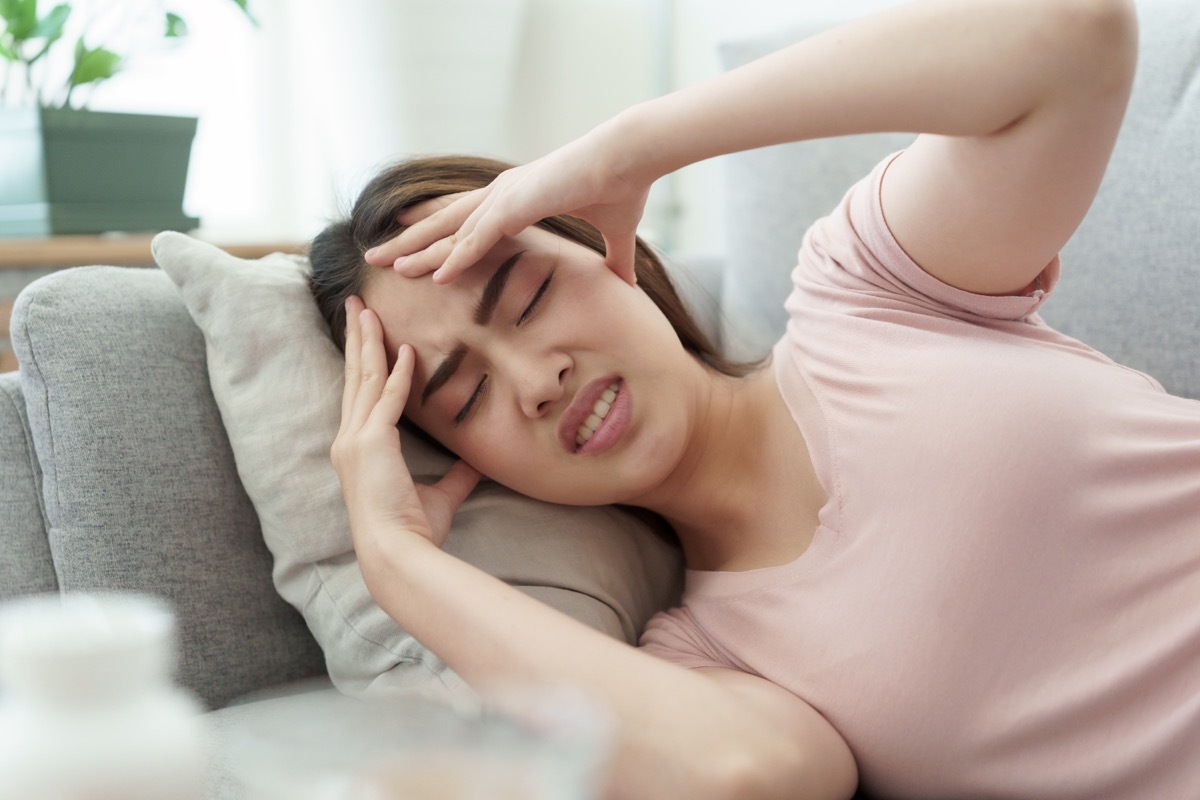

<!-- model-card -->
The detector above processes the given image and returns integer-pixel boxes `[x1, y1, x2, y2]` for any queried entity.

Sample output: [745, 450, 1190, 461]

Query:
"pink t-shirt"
[640, 153, 1200, 799]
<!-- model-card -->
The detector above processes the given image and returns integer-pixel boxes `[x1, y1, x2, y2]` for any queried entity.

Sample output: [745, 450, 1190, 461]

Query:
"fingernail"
[393, 256, 407, 270]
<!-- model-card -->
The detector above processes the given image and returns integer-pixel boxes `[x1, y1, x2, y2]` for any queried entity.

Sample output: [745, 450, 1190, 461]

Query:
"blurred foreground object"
[221, 684, 613, 799]
[0, 592, 206, 800]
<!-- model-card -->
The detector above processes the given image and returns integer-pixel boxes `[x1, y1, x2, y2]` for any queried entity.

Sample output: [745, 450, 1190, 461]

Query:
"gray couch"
[2, 0, 1196, 796]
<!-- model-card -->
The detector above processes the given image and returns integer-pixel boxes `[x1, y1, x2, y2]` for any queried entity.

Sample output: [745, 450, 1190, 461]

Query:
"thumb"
[603, 230, 638, 286]
[436, 459, 483, 513]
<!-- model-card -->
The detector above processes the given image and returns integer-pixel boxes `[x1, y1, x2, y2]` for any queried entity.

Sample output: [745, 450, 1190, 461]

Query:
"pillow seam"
[311, 559, 427, 664]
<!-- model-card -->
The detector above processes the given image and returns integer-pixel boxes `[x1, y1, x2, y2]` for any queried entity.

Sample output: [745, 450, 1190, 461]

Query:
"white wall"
[81, 0, 902, 253]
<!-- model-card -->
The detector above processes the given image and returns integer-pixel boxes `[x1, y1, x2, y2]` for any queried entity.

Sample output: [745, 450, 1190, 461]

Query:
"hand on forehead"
[384, 193, 477, 278]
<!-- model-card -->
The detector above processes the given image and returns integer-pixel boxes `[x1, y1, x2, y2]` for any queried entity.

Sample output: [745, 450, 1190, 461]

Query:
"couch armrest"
[10, 267, 326, 708]
[0, 371, 55, 600]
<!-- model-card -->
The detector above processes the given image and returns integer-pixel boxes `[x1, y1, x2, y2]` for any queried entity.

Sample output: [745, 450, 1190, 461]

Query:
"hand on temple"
[364, 122, 652, 286]
[332, 296, 481, 554]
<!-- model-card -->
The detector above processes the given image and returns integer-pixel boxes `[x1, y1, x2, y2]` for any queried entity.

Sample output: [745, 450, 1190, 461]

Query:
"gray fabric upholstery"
[717, 0, 1199, 403]
[10, 267, 325, 708]
[0, 371, 55, 600]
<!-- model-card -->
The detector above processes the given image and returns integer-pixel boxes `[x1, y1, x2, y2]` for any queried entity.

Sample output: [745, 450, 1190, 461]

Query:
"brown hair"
[309, 154, 753, 378]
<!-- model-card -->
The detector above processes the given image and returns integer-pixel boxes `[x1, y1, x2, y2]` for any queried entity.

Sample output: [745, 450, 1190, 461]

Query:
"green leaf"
[164, 11, 187, 38]
[0, 0, 22, 26]
[68, 40, 121, 89]
[0, 39, 15, 61]
[30, 2, 68, 40]
[3, 0, 38, 41]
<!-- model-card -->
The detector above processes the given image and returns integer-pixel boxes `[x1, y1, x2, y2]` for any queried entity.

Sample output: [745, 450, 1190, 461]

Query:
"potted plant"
[0, 0, 254, 236]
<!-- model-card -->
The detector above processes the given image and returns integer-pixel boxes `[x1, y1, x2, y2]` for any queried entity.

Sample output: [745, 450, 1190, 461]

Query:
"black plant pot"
[0, 108, 199, 237]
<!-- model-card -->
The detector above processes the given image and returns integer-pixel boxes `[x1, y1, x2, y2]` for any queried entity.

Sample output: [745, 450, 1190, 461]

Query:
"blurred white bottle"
[0, 592, 206, 800]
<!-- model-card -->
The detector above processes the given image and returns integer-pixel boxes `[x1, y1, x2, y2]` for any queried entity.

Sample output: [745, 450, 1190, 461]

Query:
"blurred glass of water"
[222, 683, 614, 800]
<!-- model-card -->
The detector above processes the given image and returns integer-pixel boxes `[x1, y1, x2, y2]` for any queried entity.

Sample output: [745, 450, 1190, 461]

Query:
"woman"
[310, 0, 1200, 797]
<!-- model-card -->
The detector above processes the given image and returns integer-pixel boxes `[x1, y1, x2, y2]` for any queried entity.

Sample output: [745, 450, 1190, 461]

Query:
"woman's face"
[362, 221, 705, 507]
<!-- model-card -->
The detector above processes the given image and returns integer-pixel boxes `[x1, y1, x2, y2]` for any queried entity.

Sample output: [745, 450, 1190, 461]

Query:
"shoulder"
[790, 152, 1058, 324]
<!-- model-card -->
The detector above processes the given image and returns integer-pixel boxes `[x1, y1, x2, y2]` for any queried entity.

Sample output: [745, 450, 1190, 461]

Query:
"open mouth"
[559, 376, 630, 455]
[575, 381, 620, 447]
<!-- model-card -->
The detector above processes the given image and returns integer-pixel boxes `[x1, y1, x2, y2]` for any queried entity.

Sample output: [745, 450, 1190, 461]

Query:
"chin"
[483, 425, 685, 507]
[485, 468, 645, 508]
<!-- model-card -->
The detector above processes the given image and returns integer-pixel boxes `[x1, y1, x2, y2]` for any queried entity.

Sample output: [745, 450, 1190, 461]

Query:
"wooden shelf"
[0, 235, 307, 270]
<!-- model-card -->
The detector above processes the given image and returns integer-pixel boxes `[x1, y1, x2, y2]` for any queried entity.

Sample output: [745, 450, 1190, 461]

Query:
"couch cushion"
[10, 267, 326, 708]
[716, 0, 1199, 402]
[151, 232, 683, 698]
[0, 371, 56, 600]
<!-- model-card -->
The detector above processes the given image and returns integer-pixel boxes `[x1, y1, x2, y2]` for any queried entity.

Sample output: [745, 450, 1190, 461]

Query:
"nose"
[511, 349, 571, 419]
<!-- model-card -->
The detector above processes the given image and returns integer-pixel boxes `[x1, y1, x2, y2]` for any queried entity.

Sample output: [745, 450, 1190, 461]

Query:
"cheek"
[554, 282, 670, 345]
[417, 411, 525, 475]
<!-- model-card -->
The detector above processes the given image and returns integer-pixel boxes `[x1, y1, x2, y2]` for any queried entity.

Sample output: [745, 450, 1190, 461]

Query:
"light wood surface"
[0, 236, 308, 373]
[0, 235, 307, 270]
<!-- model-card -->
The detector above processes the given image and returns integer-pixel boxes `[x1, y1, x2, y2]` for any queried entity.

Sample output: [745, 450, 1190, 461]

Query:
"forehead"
[361, 249, 490, 369]
[359, 226, 556, 394]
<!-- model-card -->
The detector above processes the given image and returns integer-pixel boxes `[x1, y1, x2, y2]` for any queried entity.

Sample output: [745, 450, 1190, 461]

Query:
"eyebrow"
[473, 250, 525, 325]
[421, 249, 526, 406]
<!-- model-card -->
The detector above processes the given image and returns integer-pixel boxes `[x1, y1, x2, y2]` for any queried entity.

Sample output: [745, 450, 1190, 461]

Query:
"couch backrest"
[9, 267, 326, 708]
[717, 0, 1199, 401]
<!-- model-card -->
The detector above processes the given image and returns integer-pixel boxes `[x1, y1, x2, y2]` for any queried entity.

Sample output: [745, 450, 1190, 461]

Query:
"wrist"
[351, 517, 439, 583]
[601, 103, 673, 186]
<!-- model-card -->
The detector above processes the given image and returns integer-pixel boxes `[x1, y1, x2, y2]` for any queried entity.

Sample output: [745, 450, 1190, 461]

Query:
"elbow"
[707, 741, 857, 800]
[1052, 0, 1139, 94]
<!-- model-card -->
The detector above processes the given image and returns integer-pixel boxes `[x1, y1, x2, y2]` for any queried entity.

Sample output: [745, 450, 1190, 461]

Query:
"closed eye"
[454, 375, 488, 426]
[455, 270, 552, 425]
[518, 271, 554, 325]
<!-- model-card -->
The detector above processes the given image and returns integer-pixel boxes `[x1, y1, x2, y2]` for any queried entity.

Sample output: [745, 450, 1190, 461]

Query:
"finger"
[602, 231, 639, 286]
[393, 234, 459, 279]
[430, 196, 514, 284]
[368, 342, 417, 430]
[435, 459, 482, 513]
[431, 233, 496, 285]
[340, 296, 365, 425]
[348, 308, 390, 429]
[364, 190, 487, 267]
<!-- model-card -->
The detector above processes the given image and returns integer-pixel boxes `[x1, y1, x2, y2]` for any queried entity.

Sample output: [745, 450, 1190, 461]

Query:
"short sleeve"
[794, 151, 1060, 324]
[638, 607, 733, 671]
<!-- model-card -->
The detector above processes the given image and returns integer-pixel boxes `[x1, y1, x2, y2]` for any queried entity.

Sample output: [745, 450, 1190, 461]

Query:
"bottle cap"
[0, 592, 177, 702]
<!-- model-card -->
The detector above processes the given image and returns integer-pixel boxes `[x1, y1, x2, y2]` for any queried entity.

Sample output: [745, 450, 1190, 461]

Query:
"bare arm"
[372, 0, 1137, 296]
[619, 0, 1137, 294]
[362, 533, 857, 799]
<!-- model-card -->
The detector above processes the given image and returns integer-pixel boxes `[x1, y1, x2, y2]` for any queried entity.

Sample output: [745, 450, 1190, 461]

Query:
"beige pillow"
[152, 232, 682, 697]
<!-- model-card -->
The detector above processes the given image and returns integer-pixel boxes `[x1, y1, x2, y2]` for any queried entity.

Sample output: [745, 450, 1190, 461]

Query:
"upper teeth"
[576, 383, 619, 447]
